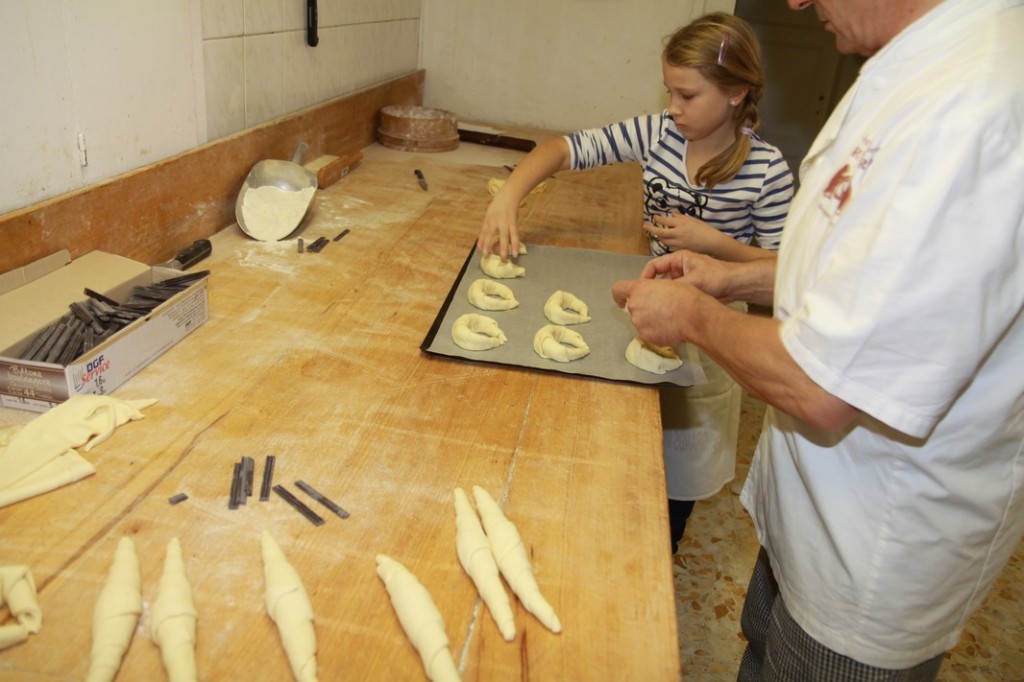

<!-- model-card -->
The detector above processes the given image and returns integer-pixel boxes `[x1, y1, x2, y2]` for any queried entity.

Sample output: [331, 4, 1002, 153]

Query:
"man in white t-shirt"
[613, 0, 1024, 679]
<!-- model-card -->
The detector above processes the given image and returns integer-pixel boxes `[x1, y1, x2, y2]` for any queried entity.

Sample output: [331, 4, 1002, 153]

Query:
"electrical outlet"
[77, 132, 88, 168]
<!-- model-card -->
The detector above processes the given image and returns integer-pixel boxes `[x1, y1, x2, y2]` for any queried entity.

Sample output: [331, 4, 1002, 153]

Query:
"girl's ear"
[729, 87, 750, 107]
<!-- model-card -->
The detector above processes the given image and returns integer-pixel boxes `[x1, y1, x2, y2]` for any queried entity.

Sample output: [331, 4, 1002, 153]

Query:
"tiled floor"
[674, 392, 1024, 681]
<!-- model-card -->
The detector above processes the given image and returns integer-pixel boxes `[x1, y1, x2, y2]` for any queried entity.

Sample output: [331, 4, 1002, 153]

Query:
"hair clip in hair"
[717, 34, 730, 67]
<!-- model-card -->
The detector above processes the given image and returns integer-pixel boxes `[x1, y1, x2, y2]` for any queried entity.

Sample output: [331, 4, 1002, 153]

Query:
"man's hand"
[631, 250, 754, 303]
[612, 276, 705, 347]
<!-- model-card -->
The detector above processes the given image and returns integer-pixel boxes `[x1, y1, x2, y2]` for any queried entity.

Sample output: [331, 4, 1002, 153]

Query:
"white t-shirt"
[741, 0, 1024, 669]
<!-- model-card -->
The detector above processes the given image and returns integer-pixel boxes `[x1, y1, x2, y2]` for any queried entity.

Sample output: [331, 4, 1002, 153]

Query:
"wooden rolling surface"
[0, 143, 679, 681]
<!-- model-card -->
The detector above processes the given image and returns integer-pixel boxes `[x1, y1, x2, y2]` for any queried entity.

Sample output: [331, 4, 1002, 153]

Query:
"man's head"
[788, 0, 944, 56]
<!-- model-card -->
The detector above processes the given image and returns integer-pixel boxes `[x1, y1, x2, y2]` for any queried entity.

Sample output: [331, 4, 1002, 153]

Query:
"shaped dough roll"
[261, 532, 318, 682]
[480, 253, 525, 279]
[467, 279, 519, 311]
[543, 291, 591, 325]
[532, 325, 590, 363]
[0, 565, 41, 651]
[624, 336, 683, 374]
[151, 538, 197, 682]
[375, 554, 461, 682]
[487, 177, 546, 203]
[0, 624, 29, 650]
[471, 487, 561, 634]
[86, 536, 142, 682]
[453, 488, 516, 641]
[0, 565, 41, 634]
[451, 314, 508, 351]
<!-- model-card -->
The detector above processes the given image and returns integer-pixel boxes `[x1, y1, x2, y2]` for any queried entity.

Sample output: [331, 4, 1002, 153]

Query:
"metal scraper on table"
[235, 142, 318, 241]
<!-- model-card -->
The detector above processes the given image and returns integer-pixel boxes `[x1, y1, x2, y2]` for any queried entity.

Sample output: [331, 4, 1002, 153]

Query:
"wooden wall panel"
[0, 71, 425, 275]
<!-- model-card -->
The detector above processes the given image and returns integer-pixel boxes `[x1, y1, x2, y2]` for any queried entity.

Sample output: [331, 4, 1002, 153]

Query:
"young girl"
[478, 13, 794, 553]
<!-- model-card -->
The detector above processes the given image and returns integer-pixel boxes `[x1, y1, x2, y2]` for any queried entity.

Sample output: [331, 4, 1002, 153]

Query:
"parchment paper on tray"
[421, 244, 707, 388]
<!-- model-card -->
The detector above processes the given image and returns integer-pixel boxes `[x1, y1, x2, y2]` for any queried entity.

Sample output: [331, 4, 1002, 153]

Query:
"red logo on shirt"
[823, 165, 853, 214]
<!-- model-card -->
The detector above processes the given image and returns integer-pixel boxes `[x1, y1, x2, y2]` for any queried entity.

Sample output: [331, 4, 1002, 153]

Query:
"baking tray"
[421, 243, 707, 387]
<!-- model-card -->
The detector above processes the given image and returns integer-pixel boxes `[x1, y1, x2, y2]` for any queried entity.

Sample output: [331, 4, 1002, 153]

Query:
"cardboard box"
[0, 250, 208, 412]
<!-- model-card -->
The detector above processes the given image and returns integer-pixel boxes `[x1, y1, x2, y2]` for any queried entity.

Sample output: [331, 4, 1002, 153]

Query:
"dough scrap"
[86, 536, 142, 682]
[543, 291, 591, 325]
[151, 538, 197, 682]
[624, 337, 683, 374]
[0, 395, 157, 508]
[467, 279, 519, 311]
[480, 253, 525, 279]
[471, 487, 561, 634]
[0, 565, 41, 651]
[487, 178, 547, 204]
[453, 488, 516, 641]
[451, 314, 508, 351]
[261, 532, 318, 682]
[532, 325, 590, 363]
[376, 554, 461, 682]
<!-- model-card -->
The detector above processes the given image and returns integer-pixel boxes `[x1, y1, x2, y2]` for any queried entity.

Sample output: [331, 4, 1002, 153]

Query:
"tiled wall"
[201, 0, 421, 141]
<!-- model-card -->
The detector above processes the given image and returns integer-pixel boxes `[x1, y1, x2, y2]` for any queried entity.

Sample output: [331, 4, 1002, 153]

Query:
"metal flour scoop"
[235, 142, 318, 241]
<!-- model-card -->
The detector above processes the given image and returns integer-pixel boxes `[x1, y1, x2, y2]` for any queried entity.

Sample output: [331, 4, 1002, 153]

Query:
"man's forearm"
[713, 256, 776, 307]
[687, 295, 858, 431]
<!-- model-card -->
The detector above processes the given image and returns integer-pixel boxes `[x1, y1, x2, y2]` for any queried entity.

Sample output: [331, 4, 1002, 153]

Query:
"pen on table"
[414, 169, 428, 191]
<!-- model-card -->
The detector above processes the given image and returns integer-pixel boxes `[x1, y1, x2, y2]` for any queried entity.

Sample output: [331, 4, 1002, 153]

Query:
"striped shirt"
[566, 111, 794, 256]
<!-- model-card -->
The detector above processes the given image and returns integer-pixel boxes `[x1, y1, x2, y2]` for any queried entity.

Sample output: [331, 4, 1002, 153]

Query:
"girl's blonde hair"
[663, 13, 764, 189]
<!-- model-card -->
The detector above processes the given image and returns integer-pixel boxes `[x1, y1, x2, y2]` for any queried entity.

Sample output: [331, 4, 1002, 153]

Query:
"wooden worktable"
[0, 140, 680, 680]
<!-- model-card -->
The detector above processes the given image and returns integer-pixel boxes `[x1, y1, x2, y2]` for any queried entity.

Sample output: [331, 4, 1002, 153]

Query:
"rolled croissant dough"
[543, 290, 591, 325]
[376, 554, 461, 682]
[471, 486, 561, 634]
[151, 537, 197, 682]
[533, 325, 590, 363]
[0, 565, 41, 651]
[261, 531, 318, 682]
[451, 314, 508, 351]
[467, 279, 519, 311]
[480, 254, 525, 279]
[86, 536, 142, 682]
[624, 336, 683, 374]
[453, 488, 516, 641]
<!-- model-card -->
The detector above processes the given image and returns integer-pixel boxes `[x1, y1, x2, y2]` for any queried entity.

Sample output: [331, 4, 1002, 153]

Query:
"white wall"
[0, 0, 736, 217]
[0, 0, 204, 213]
[201, 0, 420, 140]
[0, 0, 421, 215]
[420, 0, 735, 132]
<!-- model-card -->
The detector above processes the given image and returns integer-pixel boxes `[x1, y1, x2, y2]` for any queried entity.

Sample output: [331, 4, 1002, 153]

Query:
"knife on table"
[157, 239, 212, 270]
[414, 169, 428, 191]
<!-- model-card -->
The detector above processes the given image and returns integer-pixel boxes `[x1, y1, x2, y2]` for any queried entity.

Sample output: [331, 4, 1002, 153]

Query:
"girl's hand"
[643, 213, 726, 255]
[478, 193, 522, 259]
